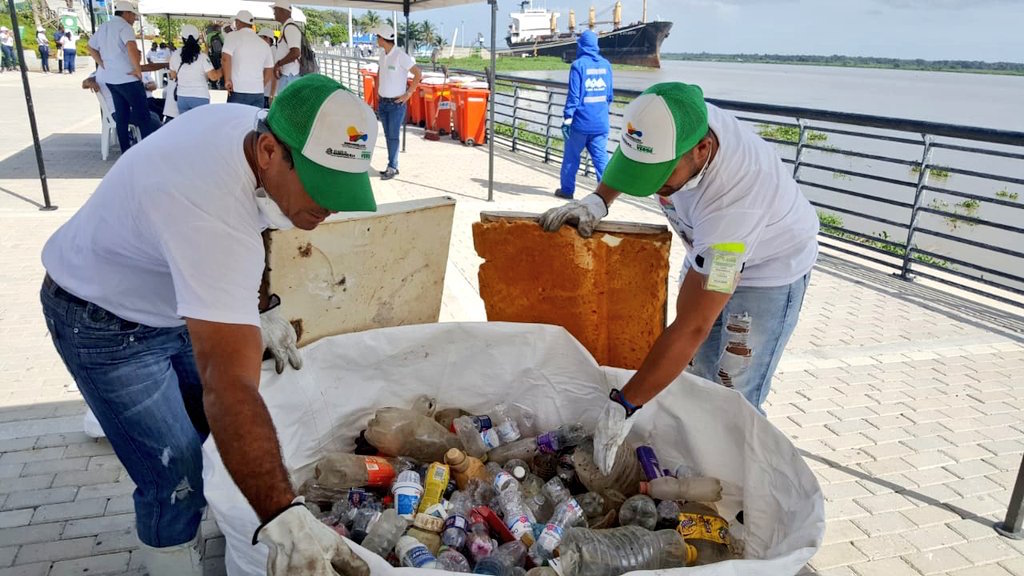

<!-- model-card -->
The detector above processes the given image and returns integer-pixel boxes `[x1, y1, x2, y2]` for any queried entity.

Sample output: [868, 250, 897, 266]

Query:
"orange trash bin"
[422, 82, 453, 135]
[408, 81, 426, 126]
[359, 69, 378, 111]
[458, 83, 490, 146]
[450, 85, 466, 140]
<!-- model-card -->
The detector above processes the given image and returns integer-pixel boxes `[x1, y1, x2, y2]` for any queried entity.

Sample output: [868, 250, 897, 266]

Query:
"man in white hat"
[88, 0, 160, 150]
[36, 26, 50, 73]
[221, 9, 274, 107]
[41, 75, 377, 576]
[0, 26, 15, 71]
[372, 23, 421, 180]
[271, 0, 302, 94]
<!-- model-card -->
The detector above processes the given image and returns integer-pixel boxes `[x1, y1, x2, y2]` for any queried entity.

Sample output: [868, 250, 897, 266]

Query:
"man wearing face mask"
[39, 75, 375, 576]
[540, 82, 819, 473]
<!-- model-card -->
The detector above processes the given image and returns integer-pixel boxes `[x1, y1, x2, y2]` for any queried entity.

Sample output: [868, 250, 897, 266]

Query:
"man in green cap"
[540, 82, 819, 473]
[39, 75, 374, 575]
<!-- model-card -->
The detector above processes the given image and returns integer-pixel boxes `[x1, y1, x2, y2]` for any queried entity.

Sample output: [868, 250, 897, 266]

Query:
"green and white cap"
[267, 74, 378, 212]
[603, 82, 709, 197]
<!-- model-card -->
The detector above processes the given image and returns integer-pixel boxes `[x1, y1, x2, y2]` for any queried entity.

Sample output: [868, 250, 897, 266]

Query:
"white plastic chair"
[96, 91, 141, 160]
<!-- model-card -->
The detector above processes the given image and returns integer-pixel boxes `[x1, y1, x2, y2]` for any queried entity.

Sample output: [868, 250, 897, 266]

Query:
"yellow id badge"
[703, 243, 744, 294]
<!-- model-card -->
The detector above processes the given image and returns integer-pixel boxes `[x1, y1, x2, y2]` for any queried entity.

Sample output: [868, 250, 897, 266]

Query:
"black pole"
[7, 0, 55, 211]
[88, 0, 95, 33]
[487, 0, 496, 202]
[401, 2, 409, 153]
[996, 454, 1024, 540]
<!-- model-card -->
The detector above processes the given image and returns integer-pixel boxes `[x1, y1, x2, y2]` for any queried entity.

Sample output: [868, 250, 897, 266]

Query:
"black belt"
[380, 96, 403, 103]
[43, 274, 88, 307]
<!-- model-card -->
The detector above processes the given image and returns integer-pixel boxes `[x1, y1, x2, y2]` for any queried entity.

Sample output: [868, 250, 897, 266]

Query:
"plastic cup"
[393, 471, 424, 519]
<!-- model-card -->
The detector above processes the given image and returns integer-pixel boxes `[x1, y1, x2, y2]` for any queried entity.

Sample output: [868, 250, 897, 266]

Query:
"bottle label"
[443, 514, 469, 532]
[636, 446, 663, 481]
[676, 513, 731, 545]
[493, 471, 515, 491]
[496, 420, 521, 443]
[538, 524, 563, 552]
[480, 428, 501, 449]
[396, 493, 421, 517]
[405, 544, 435, 568]
[537, 432, 558, 454]
[362, 457, 396, 487]
[506, 514, 532, 540]
[345, 488, 369, 507]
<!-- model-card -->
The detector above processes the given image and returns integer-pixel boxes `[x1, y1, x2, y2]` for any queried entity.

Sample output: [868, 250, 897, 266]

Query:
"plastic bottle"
[542, 477, 571, 505]
[509, 403, 538, 437]
[521, 473, 552, 522]
[639, 475, 723, 503]
[435, 407, 471, 432]
[438, 547, 473, 572]
[454, 415, 502, 458]
[410, 395, 438, 415]
[493, 472, 536, 542]
[531, 453, 558, 481]
[525, 568, 558, 576]
[474, 540, 528, 575]
[577, 492, 605, 520]
[443, 491, 473, 549]
[365, 407, 463, 462]
[571, 438, 642, 496]
[397, 535, 439, 568]
[558, 526, 694, 576]
[360, 508, 408, 558]
[418, 462, 451, 514]
[349, 502, 382, 544]
[504, 459, 531, 476]
[619, 494, 658, 531]
[556, 453, 577, 486]
[408, 512, 444, 555]
[447, 448, 490, 490]
[487, 437, 539, 466]
[532, 495, 584, 560]
[491, 403, 522, 443]
[392, 469, 424, 519]
[467, 477, 500, 510]
[537, 423, 587, 454]
[656, 499, 682, 530]
[676, 502, 733, 566]
[635, 446, 663, 481]
[466, 510, 497, 562]
[314, 454, 397, 490]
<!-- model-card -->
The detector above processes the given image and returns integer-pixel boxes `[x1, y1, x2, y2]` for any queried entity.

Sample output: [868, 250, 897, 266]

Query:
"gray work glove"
[255, 498, 370, 576]
[538, 193, 608, 238]
[260, 296, 302, 374]
[561, 117, 573, 141]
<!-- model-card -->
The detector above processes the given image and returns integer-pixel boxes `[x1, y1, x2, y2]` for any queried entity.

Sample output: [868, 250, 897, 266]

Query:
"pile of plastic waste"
[297, 395, 738, 575]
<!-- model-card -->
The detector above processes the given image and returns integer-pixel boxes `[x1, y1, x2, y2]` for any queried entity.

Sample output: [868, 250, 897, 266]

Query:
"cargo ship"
[505, 0, 672, 68]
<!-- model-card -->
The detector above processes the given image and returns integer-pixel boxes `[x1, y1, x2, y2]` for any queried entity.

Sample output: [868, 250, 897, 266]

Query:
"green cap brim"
[292, 151, 377, 212]
[602, 148, 679, 197]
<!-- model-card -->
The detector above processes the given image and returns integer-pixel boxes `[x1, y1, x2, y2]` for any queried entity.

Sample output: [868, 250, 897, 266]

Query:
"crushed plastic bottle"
[443, 491, 473, 549]
[360, 508, 408, 558]
[494, 472, 536, 542]
[656, 499, 682, 530]
[454, 415, 502, 458]
[313, 454, 397, 491]
[676, 502, 733, 566]
[556, 454, 577, 486]
[619, 494, 658, 531]
[397, 535, 439, 568]
[571, 438, 642, 496]
[558, 526, 694, 576]
[365, 407, 463, 462]
[467, 477, 500, 511]
[576, 492, 605, 521]
[447, 448, 490, 490]
[466, 510, 497, 562]
[640, 475, 723, 503]
[487, 437, 539, 466]
[349, 502, 382, 544]
[473, 540, 528, 575]
[435, 407, 472, 432]
[537, 423, 587, 454]
[542, 477, 571, 505]
[438, 547, 473, 572]
[491, 403, 522, 444]
[410, 395, 438, 416]
[531, 453, 558, 481]
[509, 404, 538, 437]
[525, 568, 558, 576]
[531, 495, 585, 561]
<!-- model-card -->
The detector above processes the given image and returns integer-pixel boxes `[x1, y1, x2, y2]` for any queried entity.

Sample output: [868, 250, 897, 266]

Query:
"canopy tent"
[137, 0, 307, 24]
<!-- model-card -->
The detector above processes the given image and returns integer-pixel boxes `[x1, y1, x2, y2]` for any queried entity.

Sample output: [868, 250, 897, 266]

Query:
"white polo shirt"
[170, 49, 214, 99]
[377, 44, 415, 98]
[223, 27, 275, 95]
[41, 104, 268, 328]
[87, 16, 138, 85]
[277, 18, 301, 77]
[659, 104, 819, 287]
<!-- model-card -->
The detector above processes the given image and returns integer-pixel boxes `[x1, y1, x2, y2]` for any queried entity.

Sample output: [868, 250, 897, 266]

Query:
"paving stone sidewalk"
[1, 67, 1023, 576]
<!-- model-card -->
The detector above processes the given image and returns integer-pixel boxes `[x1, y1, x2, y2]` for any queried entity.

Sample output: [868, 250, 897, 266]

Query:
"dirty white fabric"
[203, 322, 824, 576]
[659, 104, 819, 288]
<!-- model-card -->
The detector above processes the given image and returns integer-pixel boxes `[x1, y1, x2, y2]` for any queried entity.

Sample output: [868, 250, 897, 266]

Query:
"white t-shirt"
[156, 47, 170, 62]
[41, 104, 269, 328]
[36, 32, 48, 46]
[277, 18, 301, 77]
[265, 41, 284, 97]
[377, 45, 415, 98]
[659, 104, 819, 288]
[88, 16, 137, 85]
[170, 49, 214, 99]
[1, 32, 13, 47]
[60, 33, 76, 50]
[147, 48, 158, 62]
[223, 27, 274, 95]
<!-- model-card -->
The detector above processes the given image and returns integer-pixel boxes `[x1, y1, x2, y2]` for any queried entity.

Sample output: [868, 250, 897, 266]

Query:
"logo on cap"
[347, 126, 368, 143]
[624, 122, 653, 154]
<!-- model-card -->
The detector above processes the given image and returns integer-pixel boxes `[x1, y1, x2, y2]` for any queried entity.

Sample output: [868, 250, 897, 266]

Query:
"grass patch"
[928, 198, 980, 231]
[494, 121, 563, 151]
[816, 211, 950, 268]
[996, 189, 1019, 201]
[757, 124, 830, 148]
[911, 165, 951, 180]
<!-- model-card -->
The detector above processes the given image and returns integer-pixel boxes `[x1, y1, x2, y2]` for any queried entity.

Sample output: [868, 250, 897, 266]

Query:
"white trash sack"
[202, 322, 824, 575]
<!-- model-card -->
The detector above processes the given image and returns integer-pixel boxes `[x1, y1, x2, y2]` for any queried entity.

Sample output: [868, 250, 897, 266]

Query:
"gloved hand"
[260, 296, 302, 374]
[255, 499, 370, 576]
[538, 193, 608, 238]
[594, 389, 640, 475]
[561, 117, 573, 140]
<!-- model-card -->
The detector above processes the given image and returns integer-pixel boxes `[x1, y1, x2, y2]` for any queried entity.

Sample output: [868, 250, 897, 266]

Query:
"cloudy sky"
[348, 0, 1024, 62]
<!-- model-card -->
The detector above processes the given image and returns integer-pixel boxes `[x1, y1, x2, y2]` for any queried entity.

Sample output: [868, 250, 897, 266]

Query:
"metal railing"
[315, 53, 1024, 310]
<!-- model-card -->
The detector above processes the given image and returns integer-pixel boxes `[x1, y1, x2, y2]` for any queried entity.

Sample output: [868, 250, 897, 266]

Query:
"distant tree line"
[662, 52, 1024, 76]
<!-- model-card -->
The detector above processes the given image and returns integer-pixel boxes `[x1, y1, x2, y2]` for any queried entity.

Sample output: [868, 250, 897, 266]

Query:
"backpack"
[283, 22, 318, 76]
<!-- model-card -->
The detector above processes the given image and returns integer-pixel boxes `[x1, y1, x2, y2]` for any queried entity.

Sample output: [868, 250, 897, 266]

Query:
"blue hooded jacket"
[564, 30, 614, 134]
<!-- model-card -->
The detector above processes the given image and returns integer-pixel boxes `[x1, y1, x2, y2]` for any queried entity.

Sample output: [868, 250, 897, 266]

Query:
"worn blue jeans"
[378, 99, 406, 170]
[690, 272, 812, 412]
[40, 277, 207, 548]
[176, 96, 209, 114]
[227, 91, 265, 108]
[108, 80, 160, 152]
[38, 45, 49, 72]
[560, 130, 609, 196]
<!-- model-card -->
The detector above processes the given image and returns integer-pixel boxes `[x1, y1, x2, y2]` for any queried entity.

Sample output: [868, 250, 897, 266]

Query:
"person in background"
[147, 43, 159, 64]
[170, 24, 220, 114]
[271, 0, 301, 94]
[61, 30, 77, 74]
[88, 0, 160, 151]
[221, 10, 274, 108]
[156, 42, 170, 63]
[36, 26, 50, 73]
[556, 30, 613, 199]
[258, 27, 278, 108]
[371, 23, 421, 181]
[0, 27, 15, 72]
[54, 26, 65, 72]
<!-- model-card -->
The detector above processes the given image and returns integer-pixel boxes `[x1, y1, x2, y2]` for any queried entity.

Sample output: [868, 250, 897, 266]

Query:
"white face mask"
[254, 186, 294, 230]
[678, 148, 712, 193]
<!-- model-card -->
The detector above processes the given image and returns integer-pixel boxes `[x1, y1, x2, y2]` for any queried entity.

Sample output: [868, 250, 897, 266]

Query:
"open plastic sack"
[202, 322, 824, 575]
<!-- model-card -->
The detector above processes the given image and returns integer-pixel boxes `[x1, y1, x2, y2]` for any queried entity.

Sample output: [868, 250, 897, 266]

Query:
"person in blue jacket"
[557, 30, 614, 199]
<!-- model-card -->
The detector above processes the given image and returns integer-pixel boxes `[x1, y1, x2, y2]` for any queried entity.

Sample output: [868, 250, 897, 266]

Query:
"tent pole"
[7, 0, 55, 210]
[401, 2, 409, 153]
[88, 0, 96, 33]
[487, 0, 496, 202]
[347, 8, 353, 50]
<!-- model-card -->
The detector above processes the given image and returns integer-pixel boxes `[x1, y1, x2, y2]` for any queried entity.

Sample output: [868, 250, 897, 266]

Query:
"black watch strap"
[252, 500, 306, 545]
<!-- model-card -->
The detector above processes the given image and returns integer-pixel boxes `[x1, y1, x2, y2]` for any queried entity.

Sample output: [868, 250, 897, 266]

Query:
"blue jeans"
[227, 91, 265, 108]
[1, 45, 14, 69]
[63, 48, 76, 73]
[176, 96, 209, 114]
[560, 130, 609, 196]
[108, 81, 160, 152]
[690, 272, 812, 411]
[276, 73, 298, 96]
[379, 99, 406, 170]
[38, 45, 49, 71]
[40, 277, 208, 548]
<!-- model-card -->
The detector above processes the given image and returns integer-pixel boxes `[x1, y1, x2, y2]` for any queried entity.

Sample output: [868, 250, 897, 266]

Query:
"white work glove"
[255, 498, 370, 576]
[594, 389, 640, 475]
[260, 295, 302, 374]
[538, 193, 608, 238]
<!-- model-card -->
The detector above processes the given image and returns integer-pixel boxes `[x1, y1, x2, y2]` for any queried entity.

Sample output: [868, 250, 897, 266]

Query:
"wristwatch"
[609, 388, 642, 418]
